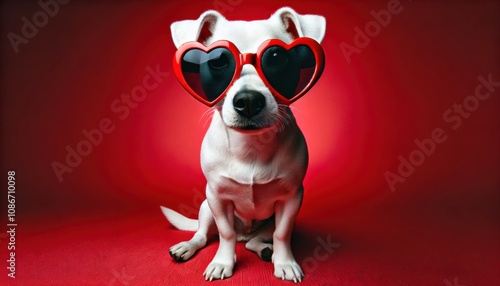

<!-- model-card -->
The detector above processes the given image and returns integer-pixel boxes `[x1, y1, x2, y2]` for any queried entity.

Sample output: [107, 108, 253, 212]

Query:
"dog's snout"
[233, 90, 266, 118]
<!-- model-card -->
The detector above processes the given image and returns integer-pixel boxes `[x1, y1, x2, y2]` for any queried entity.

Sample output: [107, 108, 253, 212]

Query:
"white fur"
[161, 206, 198, 231]
[162, 7, 326, 283]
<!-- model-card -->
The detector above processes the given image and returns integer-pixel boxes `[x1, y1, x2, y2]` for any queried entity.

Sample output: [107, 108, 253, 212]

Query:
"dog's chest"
[218, 173, 286, 221]
[226, 157, 281, 185]
[205, 160, 285, 218]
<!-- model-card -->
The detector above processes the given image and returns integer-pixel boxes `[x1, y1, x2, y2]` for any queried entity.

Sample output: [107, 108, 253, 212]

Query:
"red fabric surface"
[1, 0, 499, 285]
[4, 189, 500, 286]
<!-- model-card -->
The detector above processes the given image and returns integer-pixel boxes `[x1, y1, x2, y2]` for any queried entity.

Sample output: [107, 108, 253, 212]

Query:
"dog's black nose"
[233, 91, 266, 118]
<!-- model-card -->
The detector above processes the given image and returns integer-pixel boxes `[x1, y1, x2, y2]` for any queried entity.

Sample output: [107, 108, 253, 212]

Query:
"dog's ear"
[170, 10, 225, 48]
[272, 7, 326, 43]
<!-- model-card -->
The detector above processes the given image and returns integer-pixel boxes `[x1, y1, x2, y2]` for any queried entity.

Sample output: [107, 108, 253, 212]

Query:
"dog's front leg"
[203, 185, 236, 281]
[272, 186, 304, 283]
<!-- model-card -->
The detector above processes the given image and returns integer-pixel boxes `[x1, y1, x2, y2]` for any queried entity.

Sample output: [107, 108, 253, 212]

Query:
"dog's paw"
[273, 260, 304, 283]
[203, 261, 234, 281]
[169, 241, 199, 262]
[260, 246, 273, 261]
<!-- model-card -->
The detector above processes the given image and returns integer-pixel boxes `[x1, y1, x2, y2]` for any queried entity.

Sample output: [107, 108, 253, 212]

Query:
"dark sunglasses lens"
[181, 48, 236, 102]
[261, 45, 316, 99]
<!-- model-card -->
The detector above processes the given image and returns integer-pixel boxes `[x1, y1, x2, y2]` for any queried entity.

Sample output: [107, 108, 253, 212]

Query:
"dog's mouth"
[229, 117, 280, 133]
[231, 122, 265, 131]
[233, 123, 261, 130]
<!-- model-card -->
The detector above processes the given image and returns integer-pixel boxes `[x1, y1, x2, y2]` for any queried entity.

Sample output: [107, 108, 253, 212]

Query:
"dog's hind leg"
[169, 200, 215, 262]
[245, 221, 275, 261]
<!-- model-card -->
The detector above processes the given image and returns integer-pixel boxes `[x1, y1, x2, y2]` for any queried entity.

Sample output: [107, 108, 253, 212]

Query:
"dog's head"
[171, 7, 326, 131]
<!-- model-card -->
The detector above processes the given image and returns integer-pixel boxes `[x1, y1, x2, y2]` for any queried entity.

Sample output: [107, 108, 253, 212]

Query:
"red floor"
[5, 184, 499, 286]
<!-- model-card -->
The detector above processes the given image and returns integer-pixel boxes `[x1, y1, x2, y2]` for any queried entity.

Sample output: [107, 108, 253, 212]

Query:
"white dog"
[161, 7, 325, 282]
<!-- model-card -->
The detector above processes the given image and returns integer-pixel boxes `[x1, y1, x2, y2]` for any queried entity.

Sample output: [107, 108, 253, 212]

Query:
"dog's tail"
[160, 206, 198, 232]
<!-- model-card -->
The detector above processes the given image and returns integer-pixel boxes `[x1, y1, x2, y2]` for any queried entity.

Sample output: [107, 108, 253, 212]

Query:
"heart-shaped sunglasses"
[173, 37, 325, 106]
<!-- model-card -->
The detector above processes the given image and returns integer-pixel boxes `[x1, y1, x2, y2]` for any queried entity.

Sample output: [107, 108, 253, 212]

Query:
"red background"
[1, 0, 499, 285]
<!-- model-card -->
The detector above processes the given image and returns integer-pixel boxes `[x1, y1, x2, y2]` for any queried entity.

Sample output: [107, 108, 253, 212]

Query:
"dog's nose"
[233, 91, 266, 118]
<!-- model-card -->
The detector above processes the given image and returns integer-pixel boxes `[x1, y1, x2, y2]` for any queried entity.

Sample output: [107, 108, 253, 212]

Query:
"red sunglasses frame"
[173, 37, 325, 107]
